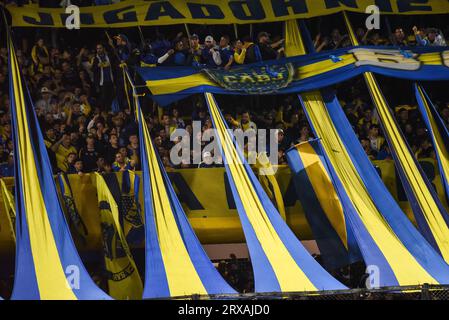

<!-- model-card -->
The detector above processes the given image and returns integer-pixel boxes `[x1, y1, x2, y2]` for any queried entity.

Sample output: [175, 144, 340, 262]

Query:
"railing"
[162, 284, 449, 300]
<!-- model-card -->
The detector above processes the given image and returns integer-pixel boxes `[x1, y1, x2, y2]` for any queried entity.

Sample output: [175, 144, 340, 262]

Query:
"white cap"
[203, 151, 212, 158]
[205, 35, 214, 43]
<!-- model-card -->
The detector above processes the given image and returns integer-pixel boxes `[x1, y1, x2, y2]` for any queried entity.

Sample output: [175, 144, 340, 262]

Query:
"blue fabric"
[205, 93, 347, 292]
[156, 145, 236, 295]
[299, 20, 316, 54]
[415, 84, 449, 201]
[413, 84, 449, 224]
[137, 106, 170, 299]
[135, 91, 235, 298]
[138, 46, 449, 106]
[321, 89, 449, 284]
[8, 39, 110, 300]
[363, 83, 449, 256]
[286, 142, 358, 270]
[299, 95, 400, 286]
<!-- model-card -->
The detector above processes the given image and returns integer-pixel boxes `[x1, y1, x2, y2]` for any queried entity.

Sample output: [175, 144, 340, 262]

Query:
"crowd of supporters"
[0, 12, 447, 296]
[0, 20, 446, 176]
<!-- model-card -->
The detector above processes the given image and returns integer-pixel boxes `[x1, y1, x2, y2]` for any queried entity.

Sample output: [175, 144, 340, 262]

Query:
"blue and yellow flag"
[58, 173, 88, 246]
[139, 45, 449, 106]
[255, 153, 286, 221]
[284, 19, 305, 58]
[300, 90, 449, 286]
[343, 12, 449, 264]
[286, 140, 359, 270]
[205, 92, 346, 292]
[94, 173, 143, 300]
[415, 84, 449, 204]
[8, 36, 110, 300]
[135, 96, 236, 298]
[284, 17, 359, 271]
[322, 89, 449, 284]
[0, 179, 15, 243]
[119, 171, 144, 245]
[102, 170, 144, 246]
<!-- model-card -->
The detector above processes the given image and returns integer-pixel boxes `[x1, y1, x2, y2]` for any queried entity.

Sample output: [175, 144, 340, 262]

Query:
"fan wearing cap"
[198, 151, 215, 168]
[189, 34, 203, 64]
[201, 35, 222, 67]
[112, 34, 131, 63]
[35, 87, 56, 113]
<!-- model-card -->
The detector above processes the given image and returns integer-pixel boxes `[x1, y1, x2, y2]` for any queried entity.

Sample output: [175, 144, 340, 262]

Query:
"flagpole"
[233, 24, 239, 39]
[137, 25, 146, 47]
[184, 23, 191, 39]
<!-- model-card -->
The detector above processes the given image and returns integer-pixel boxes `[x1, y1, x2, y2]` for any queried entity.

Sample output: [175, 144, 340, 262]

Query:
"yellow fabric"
[94, 173, 143, 300]
[255, 153, 286, 221]
[343, 10, 449, 263]
[418, 52, 446, 65]
[301, 90, 437, 285]
[364, 72, 449, 263]
[284, 19, 306, 57]
[295, 54, 356, 80]
[147, 74, 219, 96]
[0, 160, 446, 252]
[417, 85, 449, 193]
[8, 1, 449, 28]
[206, 92, 318, 292]
[137, 103, 207, 297]
[10, 41, 77, 300]
[343, 11, 360, 46]
[295, 142, 347, 249]
[146, 53, 356, 96]
[0, 179, 15, 242]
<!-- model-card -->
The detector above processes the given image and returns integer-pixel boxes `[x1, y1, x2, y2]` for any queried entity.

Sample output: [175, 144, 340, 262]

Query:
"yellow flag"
[94, 173, 143, 300]
[255, 153, 286, 221]
[1, 179, 16, 242]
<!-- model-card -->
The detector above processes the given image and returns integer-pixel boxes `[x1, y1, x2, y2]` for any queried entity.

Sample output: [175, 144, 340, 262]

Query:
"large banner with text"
[6, 0, 449, 28]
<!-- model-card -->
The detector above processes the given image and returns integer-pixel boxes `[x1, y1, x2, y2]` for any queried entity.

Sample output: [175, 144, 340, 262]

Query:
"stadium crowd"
[0, 10, 448, 295]
[0, 20, 446, 177]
